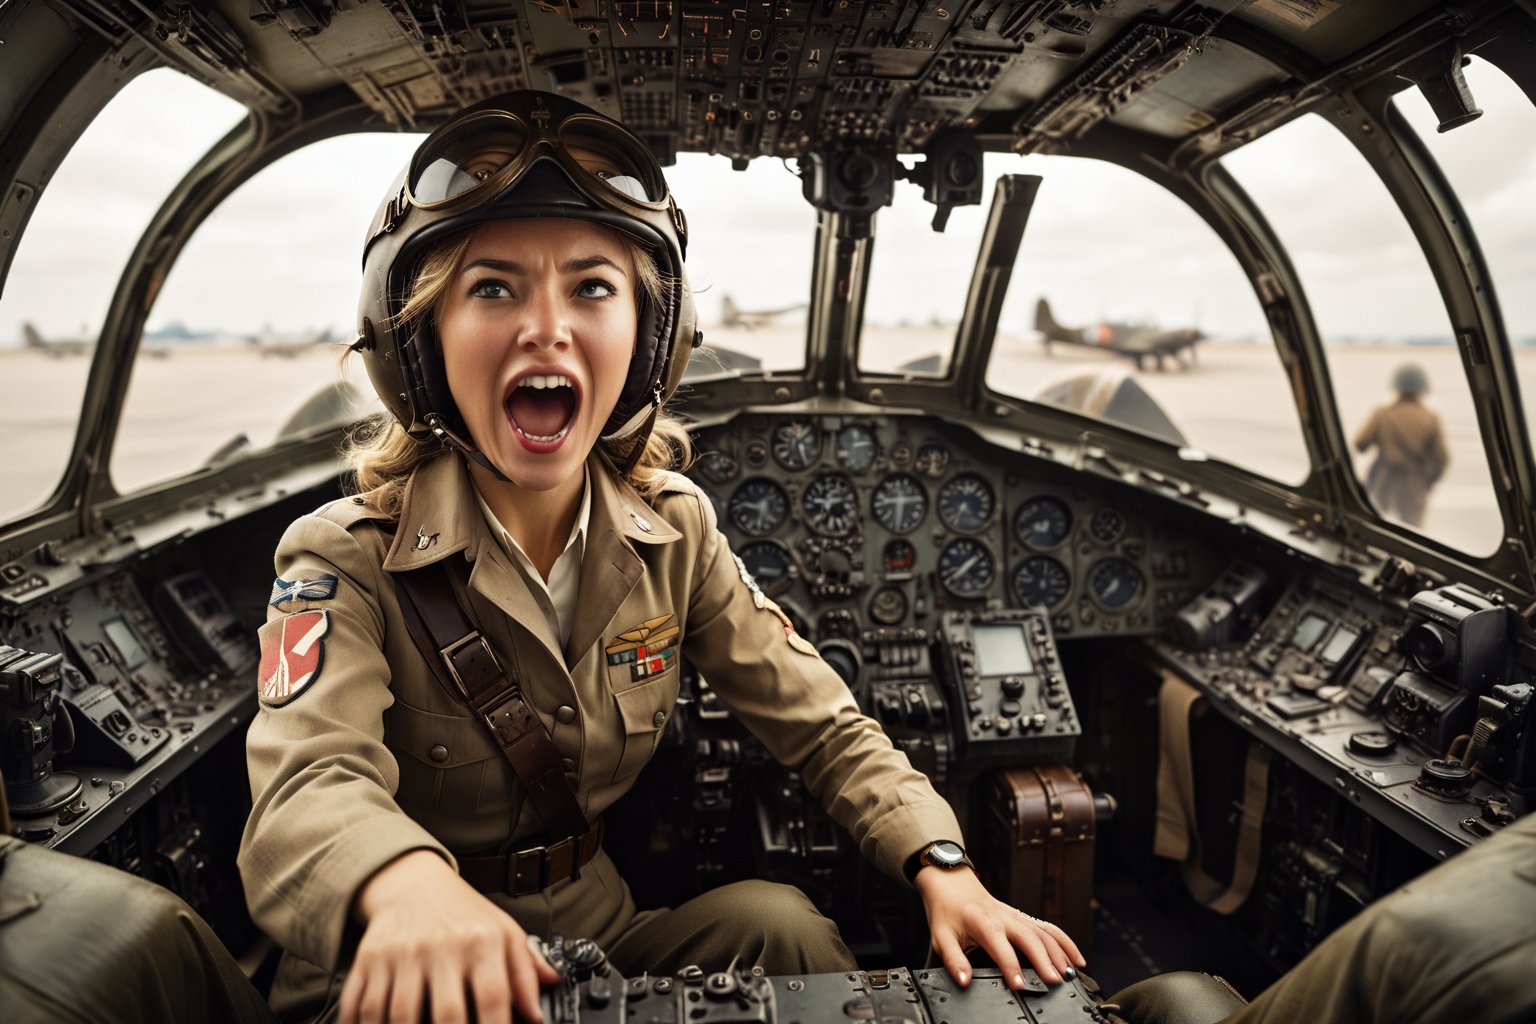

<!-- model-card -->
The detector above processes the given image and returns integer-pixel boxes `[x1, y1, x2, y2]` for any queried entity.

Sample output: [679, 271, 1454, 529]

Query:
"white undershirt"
[472, 468, 590, 650]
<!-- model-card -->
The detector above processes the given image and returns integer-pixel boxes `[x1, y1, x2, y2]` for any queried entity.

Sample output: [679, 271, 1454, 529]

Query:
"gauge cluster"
[691, 415, 1221, 654]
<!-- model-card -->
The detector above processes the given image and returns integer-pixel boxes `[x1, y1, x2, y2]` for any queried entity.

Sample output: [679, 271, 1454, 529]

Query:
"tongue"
[508, 387, 576, 438]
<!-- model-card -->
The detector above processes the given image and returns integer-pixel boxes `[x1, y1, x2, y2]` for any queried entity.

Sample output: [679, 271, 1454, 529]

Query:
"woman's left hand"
[914, 865, 1087, 990]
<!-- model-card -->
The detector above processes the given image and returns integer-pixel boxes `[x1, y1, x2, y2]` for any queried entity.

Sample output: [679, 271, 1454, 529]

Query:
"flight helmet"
[355, 90, 697, 468]
[1393, 363, 1429, 397]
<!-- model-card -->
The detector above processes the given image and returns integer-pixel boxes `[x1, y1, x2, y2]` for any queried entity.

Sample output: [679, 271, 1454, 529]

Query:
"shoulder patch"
[269, 573, 339, 607]
[258, 610, 331, 707]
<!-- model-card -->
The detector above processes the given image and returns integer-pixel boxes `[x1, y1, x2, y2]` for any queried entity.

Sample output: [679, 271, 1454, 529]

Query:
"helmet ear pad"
[406, 319, 465, 436]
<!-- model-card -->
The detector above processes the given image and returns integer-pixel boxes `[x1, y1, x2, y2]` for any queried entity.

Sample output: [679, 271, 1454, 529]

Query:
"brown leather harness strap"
[392, 561, 590, 842]
[1153, 671, 1269, 916]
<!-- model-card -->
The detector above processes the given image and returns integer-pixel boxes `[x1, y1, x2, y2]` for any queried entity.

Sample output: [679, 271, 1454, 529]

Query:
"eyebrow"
[460, 254, 629, 277]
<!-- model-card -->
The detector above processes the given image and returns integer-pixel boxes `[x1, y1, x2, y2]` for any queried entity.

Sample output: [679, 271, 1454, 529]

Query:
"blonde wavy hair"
[344, 224, 693, 519]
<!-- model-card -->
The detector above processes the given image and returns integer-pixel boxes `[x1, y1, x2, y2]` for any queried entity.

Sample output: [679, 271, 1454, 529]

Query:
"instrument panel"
[690, 414, 1222, 650]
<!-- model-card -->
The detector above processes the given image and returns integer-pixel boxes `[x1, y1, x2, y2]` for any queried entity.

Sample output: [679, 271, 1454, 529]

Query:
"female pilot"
[238, 90, 1083, 1024]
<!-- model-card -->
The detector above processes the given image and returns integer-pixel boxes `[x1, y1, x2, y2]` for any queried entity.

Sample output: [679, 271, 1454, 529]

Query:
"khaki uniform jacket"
[239, 451, 960, 974]
[1352, 398, 1449, 479]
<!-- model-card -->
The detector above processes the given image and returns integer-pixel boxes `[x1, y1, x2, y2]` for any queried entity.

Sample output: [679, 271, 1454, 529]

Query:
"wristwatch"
[908, 840, 974, 880]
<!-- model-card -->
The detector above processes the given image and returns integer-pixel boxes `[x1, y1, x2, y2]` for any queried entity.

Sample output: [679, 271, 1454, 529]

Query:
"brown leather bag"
[976, 763, 1097, 957]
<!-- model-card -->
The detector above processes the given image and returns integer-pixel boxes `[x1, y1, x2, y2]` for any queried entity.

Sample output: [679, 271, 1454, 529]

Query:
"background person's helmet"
[355, 90, 698, 462]
[1393, 362, 1429, 397]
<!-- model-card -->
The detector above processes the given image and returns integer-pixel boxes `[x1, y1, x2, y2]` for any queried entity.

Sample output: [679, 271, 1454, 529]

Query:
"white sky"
[1, 58, 1531, 347]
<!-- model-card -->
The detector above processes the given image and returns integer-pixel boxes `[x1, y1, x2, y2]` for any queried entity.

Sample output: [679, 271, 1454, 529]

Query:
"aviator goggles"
[405, 103, 672, 216]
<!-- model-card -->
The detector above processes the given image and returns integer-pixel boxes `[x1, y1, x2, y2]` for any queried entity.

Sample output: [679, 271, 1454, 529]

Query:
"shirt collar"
[471, 465, 591, 571]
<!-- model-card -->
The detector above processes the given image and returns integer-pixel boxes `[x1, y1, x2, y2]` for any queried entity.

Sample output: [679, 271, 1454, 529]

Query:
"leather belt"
[458, 818, 605, 896]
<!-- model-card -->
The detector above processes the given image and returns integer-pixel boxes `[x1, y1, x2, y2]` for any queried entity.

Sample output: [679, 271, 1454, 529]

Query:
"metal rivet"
[556, 705, 577, 724]
[428, 744, 449, 763]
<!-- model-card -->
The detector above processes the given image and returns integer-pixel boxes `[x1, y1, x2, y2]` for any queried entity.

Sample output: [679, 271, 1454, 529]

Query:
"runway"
[4, 332, 1531, 557]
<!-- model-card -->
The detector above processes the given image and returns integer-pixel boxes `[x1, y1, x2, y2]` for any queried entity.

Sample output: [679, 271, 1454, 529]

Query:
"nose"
[516, 278, 573, 352]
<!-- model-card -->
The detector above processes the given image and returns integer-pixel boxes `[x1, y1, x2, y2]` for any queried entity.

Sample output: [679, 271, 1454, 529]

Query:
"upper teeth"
[519, 374, 572, 390]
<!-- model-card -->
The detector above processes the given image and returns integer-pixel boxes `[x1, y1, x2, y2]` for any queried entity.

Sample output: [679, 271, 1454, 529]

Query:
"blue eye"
[470, 280, 512, 299]
[579, 280, 618, 300]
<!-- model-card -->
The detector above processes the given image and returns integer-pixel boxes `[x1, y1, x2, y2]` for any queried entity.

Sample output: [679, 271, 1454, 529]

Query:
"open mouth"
[505, 373, 579, 447]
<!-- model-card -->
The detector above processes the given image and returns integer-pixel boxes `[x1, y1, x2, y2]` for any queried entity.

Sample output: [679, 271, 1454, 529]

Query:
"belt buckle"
[510, 843, 547, 895]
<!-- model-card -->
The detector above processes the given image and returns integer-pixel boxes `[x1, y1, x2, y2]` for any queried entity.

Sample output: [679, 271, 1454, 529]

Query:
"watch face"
[927, 841, 965, 868]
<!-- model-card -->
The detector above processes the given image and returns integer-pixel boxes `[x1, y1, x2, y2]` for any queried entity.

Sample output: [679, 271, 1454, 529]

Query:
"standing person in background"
[1352, 363, 1449, 528]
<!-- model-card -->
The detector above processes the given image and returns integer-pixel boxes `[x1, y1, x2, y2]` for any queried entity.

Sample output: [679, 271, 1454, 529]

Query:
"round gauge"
[884, 539, 917, 574]
[835, 424, 878, 472]
[695, 450, 739, 485]
[1088, 557, 1145, 611]
[800, 474, 860, 537]
[772, 420, 821, 470]
[1012, 557, 1072, 610]
[1089, 507, 1127, 545]
[738, 540, 792, 592]
[1014, 496, 1073, 550]
[871, 474, 927, 534]
[937, 474, 996, 532]
[889, 440, 913, 467]
[743, 440, 769, 468]
[914, 442, 950, 478]
[869, 586, 908, 626]
[937, 538, 996, 599]
[728, 479, 789, 536]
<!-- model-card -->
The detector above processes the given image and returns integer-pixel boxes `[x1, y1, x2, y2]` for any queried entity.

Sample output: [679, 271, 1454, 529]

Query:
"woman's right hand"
[339, 849, 562, 1024]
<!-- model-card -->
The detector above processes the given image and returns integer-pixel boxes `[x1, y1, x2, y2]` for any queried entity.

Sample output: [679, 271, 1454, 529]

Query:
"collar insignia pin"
[415, 526, 440, 551]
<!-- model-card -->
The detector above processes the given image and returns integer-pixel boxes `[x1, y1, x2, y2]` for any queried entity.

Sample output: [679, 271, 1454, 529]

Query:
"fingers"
[385, 969, 425, 1024]
[931, 927, 974, 987]
[509, 935, 548, 1022]
[471, 953, 515, 1024]
[337, 966, 373, 1024]
[429, 959, 470, 1024]
[1029, 915, 1087, 968]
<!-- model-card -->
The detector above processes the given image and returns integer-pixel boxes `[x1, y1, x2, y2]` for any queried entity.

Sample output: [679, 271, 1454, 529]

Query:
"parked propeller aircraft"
[2, 2, 1534, 1022]
[719, 294, 809, 329]
[1034, 299, 1203, 371]
[19, 322, 92, 357]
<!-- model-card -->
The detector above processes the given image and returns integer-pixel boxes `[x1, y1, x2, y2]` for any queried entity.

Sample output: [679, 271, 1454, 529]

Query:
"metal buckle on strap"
[482, 687, 539, 747]
[440, 632, 503, 701]
[507, 830, 588, 896]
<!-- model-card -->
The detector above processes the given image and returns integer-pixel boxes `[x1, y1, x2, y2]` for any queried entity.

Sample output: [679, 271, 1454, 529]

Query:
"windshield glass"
[111, 134, 418, 494]
[865, 154, 1306, 483]
[1224, 112, 1504, 556]
[1391, 57, 1536, 488]
[0, 69, 243, 521]
[668, 155, 813, 376]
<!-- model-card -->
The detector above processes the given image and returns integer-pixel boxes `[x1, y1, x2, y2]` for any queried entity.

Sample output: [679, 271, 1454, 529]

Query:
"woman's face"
[437, 217, 637, 494]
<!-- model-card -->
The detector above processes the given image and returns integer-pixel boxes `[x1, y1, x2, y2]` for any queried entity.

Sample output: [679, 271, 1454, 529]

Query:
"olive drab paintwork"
[239, 450, 961, 1004]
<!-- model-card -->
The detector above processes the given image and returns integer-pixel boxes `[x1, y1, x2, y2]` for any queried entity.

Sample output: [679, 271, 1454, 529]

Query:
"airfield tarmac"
[4, 331, 1531, 558]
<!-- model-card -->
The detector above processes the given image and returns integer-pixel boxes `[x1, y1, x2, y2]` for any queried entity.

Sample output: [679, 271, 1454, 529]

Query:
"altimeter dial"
[937, 538, 995, 599]
[772, 420, 821, 470]
[937, 474, 995, 532]
[728, 479, 789, 536]
[800, 474, 860, 537]
[871, 474, 927, 534]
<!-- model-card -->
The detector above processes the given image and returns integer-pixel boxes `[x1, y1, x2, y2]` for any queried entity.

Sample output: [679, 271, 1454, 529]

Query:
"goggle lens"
[410, 117, 528, 205]
[559, 119, 668, 203]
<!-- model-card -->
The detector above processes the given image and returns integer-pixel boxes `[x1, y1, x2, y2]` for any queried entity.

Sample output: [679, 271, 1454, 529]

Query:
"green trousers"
[0, 835, 277, 1024]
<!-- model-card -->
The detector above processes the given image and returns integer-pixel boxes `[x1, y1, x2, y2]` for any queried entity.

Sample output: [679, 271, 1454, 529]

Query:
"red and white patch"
[258, 610, 331, 707]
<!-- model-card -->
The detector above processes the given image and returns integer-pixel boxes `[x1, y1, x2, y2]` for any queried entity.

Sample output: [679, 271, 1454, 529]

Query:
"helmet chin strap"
[426, 413, 513, 483]
[602, 385, 664, 474]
